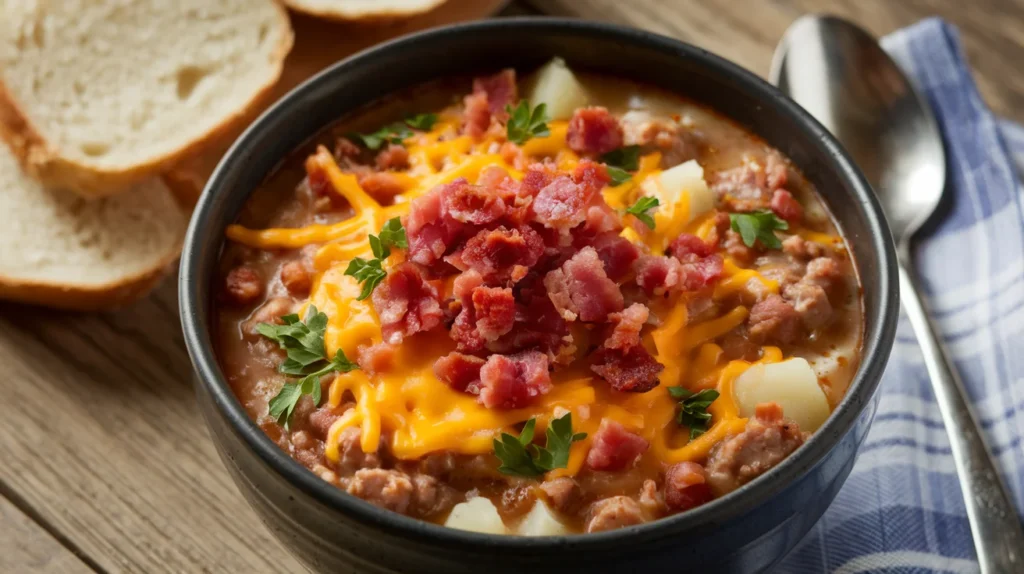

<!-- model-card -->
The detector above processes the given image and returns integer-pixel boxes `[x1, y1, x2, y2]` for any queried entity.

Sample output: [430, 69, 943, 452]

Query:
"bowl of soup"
[180, 17, 898, 573]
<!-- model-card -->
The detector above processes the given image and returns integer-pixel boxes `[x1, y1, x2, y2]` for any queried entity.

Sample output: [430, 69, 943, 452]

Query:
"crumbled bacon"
[224, 266, 262, 306]
[463, 91, 491, 139]
[669, 233, 715, 259]
[356, 342, 397, 374]
[544, 246, 624, 322]
[664, 462, 713, 511]
[472, 286, 516, 341]
[359, 172, 405, 203]
[591, 345, 662, 392]
[455, 225, 544, 284]
[634, 253, 723, 296]
[441, 178, 506, 225]
[375, 144, 410, 171]
[770, 189, 802, 223]
[520, 165, 555, 199]
[473, 68, 517, 119]
[532, 160, 610, 230]
[478, 351, 552, 409]
[586, 419, 649, 471]
[434, 352, 485, 393]
[604, 303, 649, 350]
[591, 232, 640, 282]
[371, 262, 444, 345]
[566, 107, 624, 156]
[333, 137, 362, 160]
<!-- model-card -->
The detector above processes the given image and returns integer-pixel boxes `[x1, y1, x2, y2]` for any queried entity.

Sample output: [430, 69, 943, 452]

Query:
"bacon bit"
[566, 107, 624, 156]
[544, 246, 624, 322]
[456, 225, 545, 284]
[375, 144, 410, 171]
[356, 342, 397, 374]
[669, 233, 716, 259]
[591, 232, 640, 282]
[591, 345, 663, 393]
[478, 351, 552, 409]
[441, 178, 506, 225]
[472, 286, 516, 341]
[586, 419, 649, 471]
[770, 189, 803, 223]
[463, 91, 491, 139]
[664, 462, 713, 511]
[604, 303, 649, 350]
[434, 352, 485, 393]
[371, 262, 444, 345]
[473, 68, 517, 119]
[359, 172, 405, 203]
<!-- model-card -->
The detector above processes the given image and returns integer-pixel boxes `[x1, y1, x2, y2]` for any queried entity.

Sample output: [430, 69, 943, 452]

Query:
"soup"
[213, 59, 862, 536]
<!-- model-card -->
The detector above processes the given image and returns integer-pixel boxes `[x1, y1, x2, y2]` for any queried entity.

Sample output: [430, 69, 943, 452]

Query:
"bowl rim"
[180, 16, 898, 550]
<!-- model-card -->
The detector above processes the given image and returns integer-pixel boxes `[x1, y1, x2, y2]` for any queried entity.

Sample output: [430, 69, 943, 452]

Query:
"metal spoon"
[770, 14, 1024, 573]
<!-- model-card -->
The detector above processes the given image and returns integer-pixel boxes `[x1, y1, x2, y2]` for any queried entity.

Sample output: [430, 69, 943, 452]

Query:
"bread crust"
[0, 243, 181, 311]
[282, 0, 447, 22]
[0, 1, 295, 199]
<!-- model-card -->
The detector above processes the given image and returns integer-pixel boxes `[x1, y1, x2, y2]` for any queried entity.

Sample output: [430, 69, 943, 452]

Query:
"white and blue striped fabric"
[776, 18, 1024, 574]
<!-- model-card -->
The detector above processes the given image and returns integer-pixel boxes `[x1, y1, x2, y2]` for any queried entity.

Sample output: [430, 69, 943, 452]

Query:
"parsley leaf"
[345, 217, 407, 300]
[601, 145, 641, 171]
[259, 306, 360, 427]
[344, 258, 386, 301]
[350, 123, 414, 150]
[625, 196, 660, 229]
[505, 100, 550, 145]
[493, 413, 587, 478]
[606, 166, 632, 186]
[668, 387, 720, 439]
[729, 210, 789, 250]
[405, 113, 438, 131]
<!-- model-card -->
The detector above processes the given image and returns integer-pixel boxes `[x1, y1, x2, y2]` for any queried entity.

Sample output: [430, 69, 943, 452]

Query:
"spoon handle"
[898, 259, 1024, 572]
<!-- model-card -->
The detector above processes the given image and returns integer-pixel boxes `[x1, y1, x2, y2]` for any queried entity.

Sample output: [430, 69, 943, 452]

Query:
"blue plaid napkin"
[776, 18, 1024, 574]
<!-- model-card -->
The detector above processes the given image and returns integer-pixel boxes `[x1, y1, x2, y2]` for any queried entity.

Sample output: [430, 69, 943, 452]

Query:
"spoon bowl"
[771, 15, 945, 249]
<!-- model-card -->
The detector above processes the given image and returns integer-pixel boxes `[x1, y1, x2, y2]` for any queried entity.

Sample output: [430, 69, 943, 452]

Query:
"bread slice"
[0, 140, 187, 310]
[283, 0, 448, 21]
[0, 0, 294, 198]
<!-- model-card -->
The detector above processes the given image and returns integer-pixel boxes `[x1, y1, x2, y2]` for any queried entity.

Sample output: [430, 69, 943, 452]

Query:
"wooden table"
[3, 1, 1021, 572]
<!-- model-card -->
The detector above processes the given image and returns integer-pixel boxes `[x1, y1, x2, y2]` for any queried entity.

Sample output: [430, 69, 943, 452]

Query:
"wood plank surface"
[0, 496, 94, 573]
[1, 1, 1020, 573]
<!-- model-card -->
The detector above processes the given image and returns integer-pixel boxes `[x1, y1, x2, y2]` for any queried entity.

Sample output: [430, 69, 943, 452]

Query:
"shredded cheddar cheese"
[227, 118, 831, 478]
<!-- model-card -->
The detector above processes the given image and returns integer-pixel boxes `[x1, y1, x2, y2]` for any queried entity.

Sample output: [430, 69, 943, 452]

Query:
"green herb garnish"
[606, 166, 632, 186]
[729, 210, 789, 249]
[505, 101, 550, 145]
[259, 306, 360, 427]
[404, 113, 438, 131]
[345, 217, 408, 300]
[350, 123, 414, 150]
[668, 387, 720, 440]
[625, 196, 661, 229]
[493, 413, 587, 478]
[601, 145, 641, 171]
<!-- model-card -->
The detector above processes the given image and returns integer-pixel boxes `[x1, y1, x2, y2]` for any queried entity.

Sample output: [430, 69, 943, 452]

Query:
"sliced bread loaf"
[283, 0, 448, 21]
[0, 139, 187, 310]
[0, 0, 293, 197]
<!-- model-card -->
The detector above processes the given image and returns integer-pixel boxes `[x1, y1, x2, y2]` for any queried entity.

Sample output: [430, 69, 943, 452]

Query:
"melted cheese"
[226, 115, 833, 477]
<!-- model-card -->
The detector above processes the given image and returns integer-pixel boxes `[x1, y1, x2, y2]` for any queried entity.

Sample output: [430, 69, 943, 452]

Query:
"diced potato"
[516, 499, 570, 536]
[528, 57, 589, 121]
[640, 160, 715, 225]
[444, 497, 507, 535]
[733, 358, 830, 432]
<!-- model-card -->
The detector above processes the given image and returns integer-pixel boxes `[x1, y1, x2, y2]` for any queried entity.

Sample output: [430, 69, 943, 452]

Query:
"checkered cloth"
[776, 18, 1024, 574]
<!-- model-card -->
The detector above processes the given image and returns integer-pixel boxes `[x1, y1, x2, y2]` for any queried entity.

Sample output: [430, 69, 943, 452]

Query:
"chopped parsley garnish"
[606, 166, 632, 186]
[729, 210, 789, 250]
[493, 413, 587, 478]
[505, 100, 550, 145]
[668, 387, 720, 440]
[625, 196, 661, 229]
[258, 306, 360, 427]
[350, 123, 414, 150]
[345, 217, 408, 300]
[405, 113, 438, 131]
[601, 145, 641, 171]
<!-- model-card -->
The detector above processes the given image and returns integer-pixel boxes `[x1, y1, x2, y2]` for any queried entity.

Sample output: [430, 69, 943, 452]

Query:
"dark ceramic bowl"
[179, 17, 898, 574]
